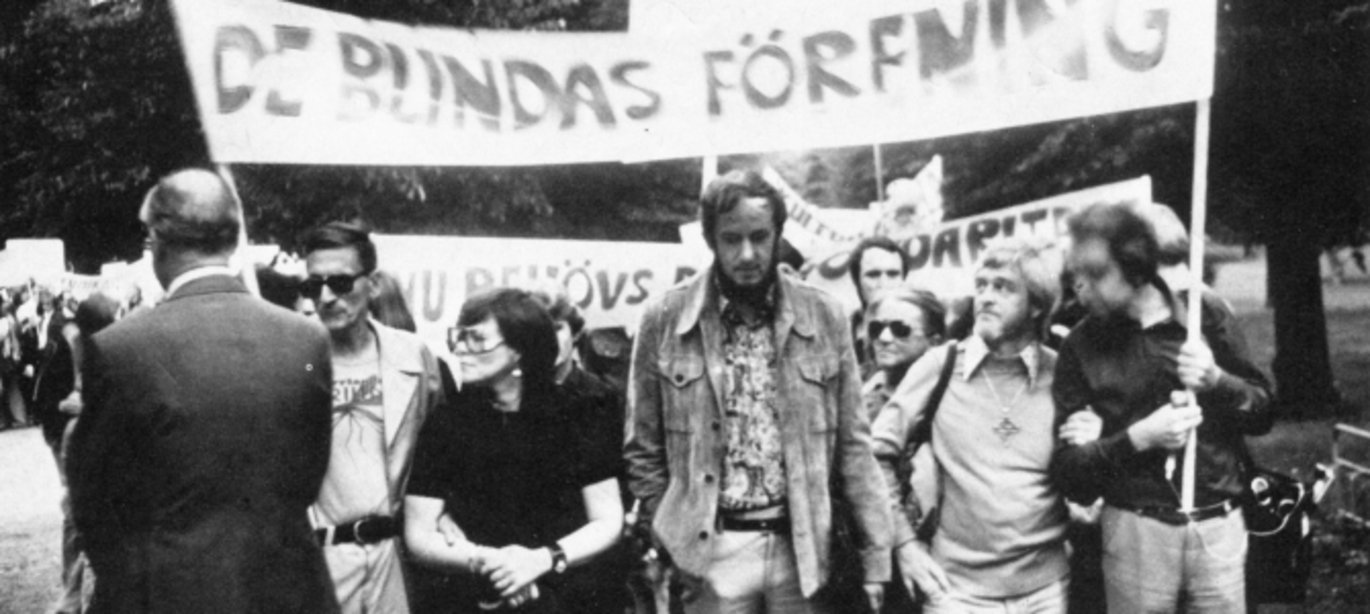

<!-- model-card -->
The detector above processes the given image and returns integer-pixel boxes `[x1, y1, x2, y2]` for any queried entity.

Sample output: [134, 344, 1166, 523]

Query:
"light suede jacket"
[625, 270, 893, 597]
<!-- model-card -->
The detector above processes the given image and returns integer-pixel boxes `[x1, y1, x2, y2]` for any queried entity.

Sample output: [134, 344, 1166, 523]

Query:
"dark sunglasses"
[867, 319, 920, 340]
[299, 272, 368, 299]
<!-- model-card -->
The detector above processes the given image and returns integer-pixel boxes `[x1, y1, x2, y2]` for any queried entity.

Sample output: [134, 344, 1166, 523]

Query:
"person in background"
[1053, 201, 1273, 614]
[0, 293, 26, 429]
[300, 221, 445, 614]
[51, 292, 122, 614]
[69, 169, 338, 614]
[405, 287, 624, 613]
[256, 263, 305, 311]
[859, 285, 946, 612]
[847, 237, 911, 376]
[626, 170, 892, 613]
[29, 288, 77, 461]
[370, 270, 417, 333]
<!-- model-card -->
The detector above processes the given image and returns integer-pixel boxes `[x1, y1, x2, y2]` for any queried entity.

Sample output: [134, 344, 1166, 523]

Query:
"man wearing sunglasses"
[300, 222, 446, 614]
[626, 170, 893, 614]
[67, 169, 339, 613]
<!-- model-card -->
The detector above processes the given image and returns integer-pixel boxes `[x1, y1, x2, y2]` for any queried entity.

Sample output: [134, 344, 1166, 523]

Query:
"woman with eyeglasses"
[404, 287, 624, 613]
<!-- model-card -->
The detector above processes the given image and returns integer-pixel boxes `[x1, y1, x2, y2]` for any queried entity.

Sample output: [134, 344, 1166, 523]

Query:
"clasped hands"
[438, 514, 549, 609]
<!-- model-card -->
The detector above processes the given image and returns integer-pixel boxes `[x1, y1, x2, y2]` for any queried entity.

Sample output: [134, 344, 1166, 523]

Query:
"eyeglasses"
[299, 272, 368, 299]
[447, 327, 507, 354]
[867, 319, 922, 341]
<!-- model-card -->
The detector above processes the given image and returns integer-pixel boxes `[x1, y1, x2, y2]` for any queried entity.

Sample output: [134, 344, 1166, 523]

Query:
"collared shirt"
[873, 336, 1068, 598]
[164, 266, 236, 298]
[1051, 290, 1273, 509]
[717, 294, 786, 511]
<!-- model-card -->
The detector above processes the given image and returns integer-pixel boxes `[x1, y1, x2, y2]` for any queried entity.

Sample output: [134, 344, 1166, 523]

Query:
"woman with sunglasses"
[404, 287, 624, 613]
[860, 285, 946, 613]
[861, 286, 947, 421]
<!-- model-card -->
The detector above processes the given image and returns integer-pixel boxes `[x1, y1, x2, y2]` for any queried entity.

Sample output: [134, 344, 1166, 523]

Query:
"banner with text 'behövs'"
[372, 235, 709, 350]
[173, 0, 1214, 166]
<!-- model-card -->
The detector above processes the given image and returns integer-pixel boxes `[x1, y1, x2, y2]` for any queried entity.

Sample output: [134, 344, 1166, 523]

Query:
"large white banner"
[375, 177, 1149, 349]
[173, 0, 1215, 166]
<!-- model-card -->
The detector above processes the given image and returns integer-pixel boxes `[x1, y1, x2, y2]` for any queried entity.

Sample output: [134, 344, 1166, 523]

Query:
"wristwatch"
[546, 542, 568, 575]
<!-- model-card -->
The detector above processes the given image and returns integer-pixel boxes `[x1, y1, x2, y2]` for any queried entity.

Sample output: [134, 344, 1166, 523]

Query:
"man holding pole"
[1052, 201, 1273, 613]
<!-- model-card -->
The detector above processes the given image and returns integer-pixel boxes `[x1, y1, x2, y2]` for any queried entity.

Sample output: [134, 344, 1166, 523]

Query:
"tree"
[1211, 1, 1369, 418]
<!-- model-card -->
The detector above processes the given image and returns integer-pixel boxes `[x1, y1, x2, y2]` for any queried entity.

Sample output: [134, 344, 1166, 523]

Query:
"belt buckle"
[353, 517, 375, 544]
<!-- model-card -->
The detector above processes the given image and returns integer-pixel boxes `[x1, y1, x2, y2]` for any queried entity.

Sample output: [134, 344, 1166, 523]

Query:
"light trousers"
[323, 537, 411, 614]
[922, 576, 1069, 614]
[684, 530, 830, 614]
[1101, 505, 1247, 614]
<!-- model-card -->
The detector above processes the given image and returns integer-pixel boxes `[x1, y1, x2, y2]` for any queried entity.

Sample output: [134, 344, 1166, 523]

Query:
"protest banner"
[372, 177, 1145, 350]
[172, 0, 1214, 166]
[371, 235, 709, 349]
[0, 239, 65, 288]
[803, 176, 1152, 311]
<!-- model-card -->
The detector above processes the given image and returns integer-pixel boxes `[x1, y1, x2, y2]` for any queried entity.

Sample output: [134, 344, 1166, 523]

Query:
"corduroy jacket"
[625, 269, 893, 597]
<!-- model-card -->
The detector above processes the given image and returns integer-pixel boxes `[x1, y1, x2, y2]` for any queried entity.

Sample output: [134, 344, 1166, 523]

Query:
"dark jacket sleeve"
[1196, 294, 1273, 435]
[1049, 336, 1124, 504]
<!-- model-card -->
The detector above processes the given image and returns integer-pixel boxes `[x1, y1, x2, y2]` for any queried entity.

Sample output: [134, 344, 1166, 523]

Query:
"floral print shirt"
[717, 295, 787, 511]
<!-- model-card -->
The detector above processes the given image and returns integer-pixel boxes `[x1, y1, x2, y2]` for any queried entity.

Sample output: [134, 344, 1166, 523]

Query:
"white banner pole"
[874, 144, 885, 203]
[701, 155, 719, 194]
[215, 164, 261, 298]
[1180, 98, 1211, 512]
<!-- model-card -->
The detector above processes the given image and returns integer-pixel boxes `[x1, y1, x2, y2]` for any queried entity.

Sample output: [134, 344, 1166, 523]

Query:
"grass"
[1225, 278, 1370, 613]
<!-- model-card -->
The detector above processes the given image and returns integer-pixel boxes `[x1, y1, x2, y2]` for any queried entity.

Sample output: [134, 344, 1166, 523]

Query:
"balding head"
[139, 169, 241, 256]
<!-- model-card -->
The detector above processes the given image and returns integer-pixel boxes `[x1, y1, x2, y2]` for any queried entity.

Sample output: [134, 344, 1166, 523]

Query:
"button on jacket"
[625, 270, 893, 597]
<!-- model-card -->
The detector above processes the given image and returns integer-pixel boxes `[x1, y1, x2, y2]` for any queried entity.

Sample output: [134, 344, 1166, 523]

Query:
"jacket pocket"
[796, 356, 839, 432]
[659, 355, 703, 472]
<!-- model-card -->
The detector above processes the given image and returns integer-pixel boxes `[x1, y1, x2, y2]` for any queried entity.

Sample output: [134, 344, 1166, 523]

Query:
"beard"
[715, 260, 777, 309]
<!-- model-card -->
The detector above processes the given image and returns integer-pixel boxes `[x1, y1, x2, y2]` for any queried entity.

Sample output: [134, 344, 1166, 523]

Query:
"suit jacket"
[68, 275, 340, 614]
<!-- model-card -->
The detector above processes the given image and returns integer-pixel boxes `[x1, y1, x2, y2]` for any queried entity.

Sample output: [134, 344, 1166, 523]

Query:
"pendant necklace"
[983, 365, 1028, 444]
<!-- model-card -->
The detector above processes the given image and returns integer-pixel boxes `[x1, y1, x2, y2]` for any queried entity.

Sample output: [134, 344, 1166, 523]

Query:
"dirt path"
[0, 426, 63, 614]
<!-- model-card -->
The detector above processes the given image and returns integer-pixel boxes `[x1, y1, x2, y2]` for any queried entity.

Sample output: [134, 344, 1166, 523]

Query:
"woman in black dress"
[405, 287, 624, 613]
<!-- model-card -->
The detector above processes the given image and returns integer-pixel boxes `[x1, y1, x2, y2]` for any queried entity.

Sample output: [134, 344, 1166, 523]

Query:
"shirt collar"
[714, 275, 777, 329]
[164, 265, 236, 299]
[960, 333, 1045, 388]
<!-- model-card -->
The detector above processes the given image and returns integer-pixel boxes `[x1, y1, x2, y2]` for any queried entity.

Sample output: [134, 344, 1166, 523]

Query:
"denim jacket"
[625, 270, 893, 596]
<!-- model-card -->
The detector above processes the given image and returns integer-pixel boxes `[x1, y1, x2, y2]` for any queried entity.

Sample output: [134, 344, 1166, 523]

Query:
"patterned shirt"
[717, 292, 787, 511]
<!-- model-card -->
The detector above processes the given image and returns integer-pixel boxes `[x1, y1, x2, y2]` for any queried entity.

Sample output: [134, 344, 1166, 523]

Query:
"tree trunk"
[1266, 235, 1339, 419]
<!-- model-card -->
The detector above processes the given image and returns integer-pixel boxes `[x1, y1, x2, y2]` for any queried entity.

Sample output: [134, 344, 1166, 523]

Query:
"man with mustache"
[873, 237, 1100, 614]
[626, 169, 892, 613]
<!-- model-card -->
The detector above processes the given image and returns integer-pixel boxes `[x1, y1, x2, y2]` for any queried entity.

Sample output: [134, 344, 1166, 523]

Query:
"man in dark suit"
[68, 169, 340, 614]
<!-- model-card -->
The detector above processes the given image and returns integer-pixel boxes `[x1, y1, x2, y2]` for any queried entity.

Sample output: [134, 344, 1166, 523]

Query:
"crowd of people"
[8, 166, 1273, 614]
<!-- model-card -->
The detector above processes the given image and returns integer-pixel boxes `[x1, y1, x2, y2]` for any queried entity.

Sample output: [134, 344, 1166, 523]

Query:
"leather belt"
[1113, 499, 1237, 526]
[315, 515, 399, 546]
[720, 515, 790, 533]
